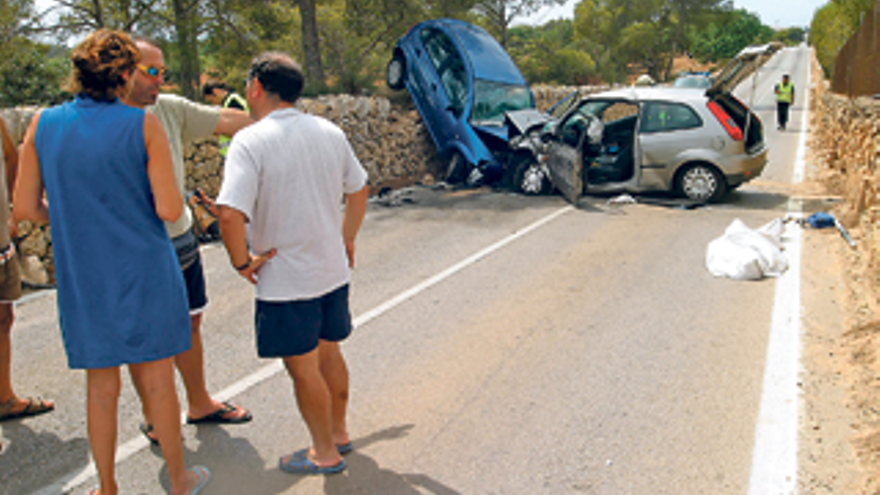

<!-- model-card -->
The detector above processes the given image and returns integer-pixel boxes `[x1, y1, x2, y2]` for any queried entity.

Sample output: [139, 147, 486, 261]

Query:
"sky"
[518, 0, 829, 28]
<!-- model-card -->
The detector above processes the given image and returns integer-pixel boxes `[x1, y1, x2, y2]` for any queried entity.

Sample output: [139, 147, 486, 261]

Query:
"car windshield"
[471, 79, 534, 125]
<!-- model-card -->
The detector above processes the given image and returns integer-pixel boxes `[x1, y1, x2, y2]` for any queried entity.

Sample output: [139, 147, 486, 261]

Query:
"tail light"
[707, 100, 743, 141]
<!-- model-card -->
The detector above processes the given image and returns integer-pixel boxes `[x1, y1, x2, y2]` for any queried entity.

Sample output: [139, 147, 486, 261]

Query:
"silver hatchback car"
[510, 43, 781, 203]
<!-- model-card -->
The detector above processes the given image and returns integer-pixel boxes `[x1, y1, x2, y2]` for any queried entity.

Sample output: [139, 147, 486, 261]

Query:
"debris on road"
[705, 218, 788, 280]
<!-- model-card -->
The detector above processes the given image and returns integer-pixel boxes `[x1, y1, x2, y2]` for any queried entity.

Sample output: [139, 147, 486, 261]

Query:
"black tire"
[511, 154, 551, 195]
[386, 55, 405, 90]
[445, 151, 468, 184]
[675, 163, 727, 203]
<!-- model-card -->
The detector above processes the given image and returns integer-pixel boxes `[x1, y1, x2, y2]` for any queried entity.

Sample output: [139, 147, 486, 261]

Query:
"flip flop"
[289, 442, 353, 460]
[0, 396, 54, 422]
[279, 455, 346, 475]
[188, 465, 211, 495]
[186, 402, 252, 424]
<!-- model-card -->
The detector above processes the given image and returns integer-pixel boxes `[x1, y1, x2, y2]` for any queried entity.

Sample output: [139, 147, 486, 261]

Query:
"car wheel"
[386, 55, 405, 90]
[445, 151, 468, 184]
[675, 163, 727, 203]
[511, 154, 551, 195]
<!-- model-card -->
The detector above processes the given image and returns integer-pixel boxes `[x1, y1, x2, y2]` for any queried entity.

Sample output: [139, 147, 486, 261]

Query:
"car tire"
[511, 154, 551, 195]
[445, 151, 468, 184]
[386, 55, 405, 90]
[675, 163, 727, 203]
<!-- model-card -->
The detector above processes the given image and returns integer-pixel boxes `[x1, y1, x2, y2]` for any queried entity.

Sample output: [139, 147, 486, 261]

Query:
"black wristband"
[234, 258, 251, 271]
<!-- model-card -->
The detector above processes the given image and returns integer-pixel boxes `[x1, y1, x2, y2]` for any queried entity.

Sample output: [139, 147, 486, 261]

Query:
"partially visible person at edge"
[203, 80, 249, 158]
[216, 52, 369, 475]
[119, 35, 255, 445]
[0, 113, 55, 439]
[774, 74, 795, 131]
[13, 29, 209, 495]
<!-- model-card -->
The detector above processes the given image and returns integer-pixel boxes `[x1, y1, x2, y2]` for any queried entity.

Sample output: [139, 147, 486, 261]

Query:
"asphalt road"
[2, 46, 813, 495]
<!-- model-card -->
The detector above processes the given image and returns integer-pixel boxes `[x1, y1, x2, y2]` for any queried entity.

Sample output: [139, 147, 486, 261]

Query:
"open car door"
[545, 115, 585, 204]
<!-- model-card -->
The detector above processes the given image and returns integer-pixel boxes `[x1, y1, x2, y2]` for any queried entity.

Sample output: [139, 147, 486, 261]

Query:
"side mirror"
[541, 121, 558, 142]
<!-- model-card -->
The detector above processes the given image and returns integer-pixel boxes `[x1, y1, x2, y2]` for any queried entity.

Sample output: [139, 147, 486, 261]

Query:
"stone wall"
[811, 79, 880, 310]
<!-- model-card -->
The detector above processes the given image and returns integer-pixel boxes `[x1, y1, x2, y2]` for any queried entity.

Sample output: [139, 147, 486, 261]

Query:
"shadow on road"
[151, 424, 459, 495]
[0, 422, 90, 495]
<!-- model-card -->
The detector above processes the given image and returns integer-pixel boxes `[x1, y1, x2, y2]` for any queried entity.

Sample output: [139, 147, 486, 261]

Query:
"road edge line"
[746, 45, 810, 495]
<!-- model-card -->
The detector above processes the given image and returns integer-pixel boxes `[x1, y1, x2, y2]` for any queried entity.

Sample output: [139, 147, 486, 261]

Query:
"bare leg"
[0, 302, 54, 416]
[174, 314, 247, 420]
[86, 367, 121, 495]
[129, 357, 198, 495]
[318, 341, 350, 446]
[281, 349, 340, 466]
[0, 303, 16, 403]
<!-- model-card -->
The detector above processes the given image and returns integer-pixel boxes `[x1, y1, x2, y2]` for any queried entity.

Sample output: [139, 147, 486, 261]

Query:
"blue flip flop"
[279, 455, 346, 475]
[188, 465, 211, 495]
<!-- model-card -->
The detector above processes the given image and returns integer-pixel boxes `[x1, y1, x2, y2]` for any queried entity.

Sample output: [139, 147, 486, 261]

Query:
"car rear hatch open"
[705, 42, 782, 98]
[706, 42, 782, 153]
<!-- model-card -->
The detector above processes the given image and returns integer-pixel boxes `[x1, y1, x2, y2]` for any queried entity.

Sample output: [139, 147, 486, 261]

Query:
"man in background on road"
[0, 117, 54, 432]
[121, 35, 255, 443]
[774, 74, 795, 131]
[217, 52, 368, 475]
[203, 80, 249, 157]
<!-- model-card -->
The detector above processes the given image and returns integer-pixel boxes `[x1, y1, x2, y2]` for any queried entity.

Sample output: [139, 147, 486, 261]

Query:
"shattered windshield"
[471, 79, 534, 125]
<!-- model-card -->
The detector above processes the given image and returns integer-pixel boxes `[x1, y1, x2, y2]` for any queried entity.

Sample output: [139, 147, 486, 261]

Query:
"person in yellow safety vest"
[774, 74, 795, 131]
[203, 81, 250, 156]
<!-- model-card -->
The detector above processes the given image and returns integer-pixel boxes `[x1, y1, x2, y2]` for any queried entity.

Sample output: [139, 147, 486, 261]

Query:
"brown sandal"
[0, 396, 54, 421]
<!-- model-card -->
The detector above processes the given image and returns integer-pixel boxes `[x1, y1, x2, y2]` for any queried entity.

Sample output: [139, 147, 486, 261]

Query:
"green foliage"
[0, 41, 70, 106]
[773, 27, 806, 46]
[574, 0, 729, 83]
[508, 21, 596, 84]
[810, 0, 875, 78]
[810, 2, 853, 78]
[689, 8, 774, 63]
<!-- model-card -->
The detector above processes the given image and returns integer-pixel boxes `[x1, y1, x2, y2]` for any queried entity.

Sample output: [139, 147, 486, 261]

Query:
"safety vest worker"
[203, 81, 250, 156]
[776, 81, 794, 103]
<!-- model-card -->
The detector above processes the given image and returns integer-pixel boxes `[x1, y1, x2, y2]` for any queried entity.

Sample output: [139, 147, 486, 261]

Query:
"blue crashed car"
[386, 19, 535, 185]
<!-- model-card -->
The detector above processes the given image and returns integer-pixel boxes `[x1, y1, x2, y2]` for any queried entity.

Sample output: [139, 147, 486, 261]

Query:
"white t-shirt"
[148, 94, 220, 239]
[216, 108, 368, 301]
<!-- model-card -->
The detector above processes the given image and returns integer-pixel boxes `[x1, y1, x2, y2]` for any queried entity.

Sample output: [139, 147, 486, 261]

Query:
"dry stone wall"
[811, 80, 880, 310]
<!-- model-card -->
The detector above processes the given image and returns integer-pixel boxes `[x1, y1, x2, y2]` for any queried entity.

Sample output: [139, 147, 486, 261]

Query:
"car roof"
[427, 19, 527, 85]
[585, 87, 708, 104]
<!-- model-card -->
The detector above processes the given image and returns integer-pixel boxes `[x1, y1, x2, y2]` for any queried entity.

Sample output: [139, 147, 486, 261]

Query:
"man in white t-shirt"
[217, 52, 368, 475]
[121, 36, 255, 443]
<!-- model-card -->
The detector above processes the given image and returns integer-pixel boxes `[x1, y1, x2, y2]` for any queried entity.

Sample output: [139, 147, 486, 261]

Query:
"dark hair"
[247, 52, 303, 104]
[203, 80, 232, 96]
[66, 29, 140, 101]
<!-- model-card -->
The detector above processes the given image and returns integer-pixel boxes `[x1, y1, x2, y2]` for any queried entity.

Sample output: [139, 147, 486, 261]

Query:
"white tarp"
[706, 218, 788, 280]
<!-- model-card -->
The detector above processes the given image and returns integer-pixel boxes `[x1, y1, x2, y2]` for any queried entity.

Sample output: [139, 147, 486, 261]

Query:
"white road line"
[32, 205, 575, 495]
[747, 47, 810, 495]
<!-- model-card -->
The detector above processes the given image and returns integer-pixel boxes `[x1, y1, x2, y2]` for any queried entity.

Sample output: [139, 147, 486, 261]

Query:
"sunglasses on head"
[137, 64, 168, 79]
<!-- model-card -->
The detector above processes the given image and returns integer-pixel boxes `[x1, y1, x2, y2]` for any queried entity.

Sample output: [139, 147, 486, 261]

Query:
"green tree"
[809, 1, 853, 77]
[573, 0, 726, 83]
[508, 20, 596, 85]
[472, 0, 566, 47]
[689, 8, 773, 63]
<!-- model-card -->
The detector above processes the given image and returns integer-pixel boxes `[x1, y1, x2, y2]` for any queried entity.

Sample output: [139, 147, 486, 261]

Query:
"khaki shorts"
[0, 255, 22, 303]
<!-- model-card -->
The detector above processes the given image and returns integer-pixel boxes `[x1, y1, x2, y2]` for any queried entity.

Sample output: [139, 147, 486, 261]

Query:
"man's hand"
[237, 249, 277, 284]
[344, 238, 356, 268]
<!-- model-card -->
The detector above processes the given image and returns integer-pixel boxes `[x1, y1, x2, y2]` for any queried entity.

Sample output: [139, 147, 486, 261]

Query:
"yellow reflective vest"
[776, 82, 794, 103]
[219, 93, 249, 157]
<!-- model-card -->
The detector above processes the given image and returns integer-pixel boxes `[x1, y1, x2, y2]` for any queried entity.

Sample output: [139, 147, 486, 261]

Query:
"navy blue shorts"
[255, 284, 352, 358]
[182, 253, 208, 314]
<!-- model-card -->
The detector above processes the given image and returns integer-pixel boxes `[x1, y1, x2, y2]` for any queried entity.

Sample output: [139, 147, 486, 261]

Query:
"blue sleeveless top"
[35, 95, 190, 369]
